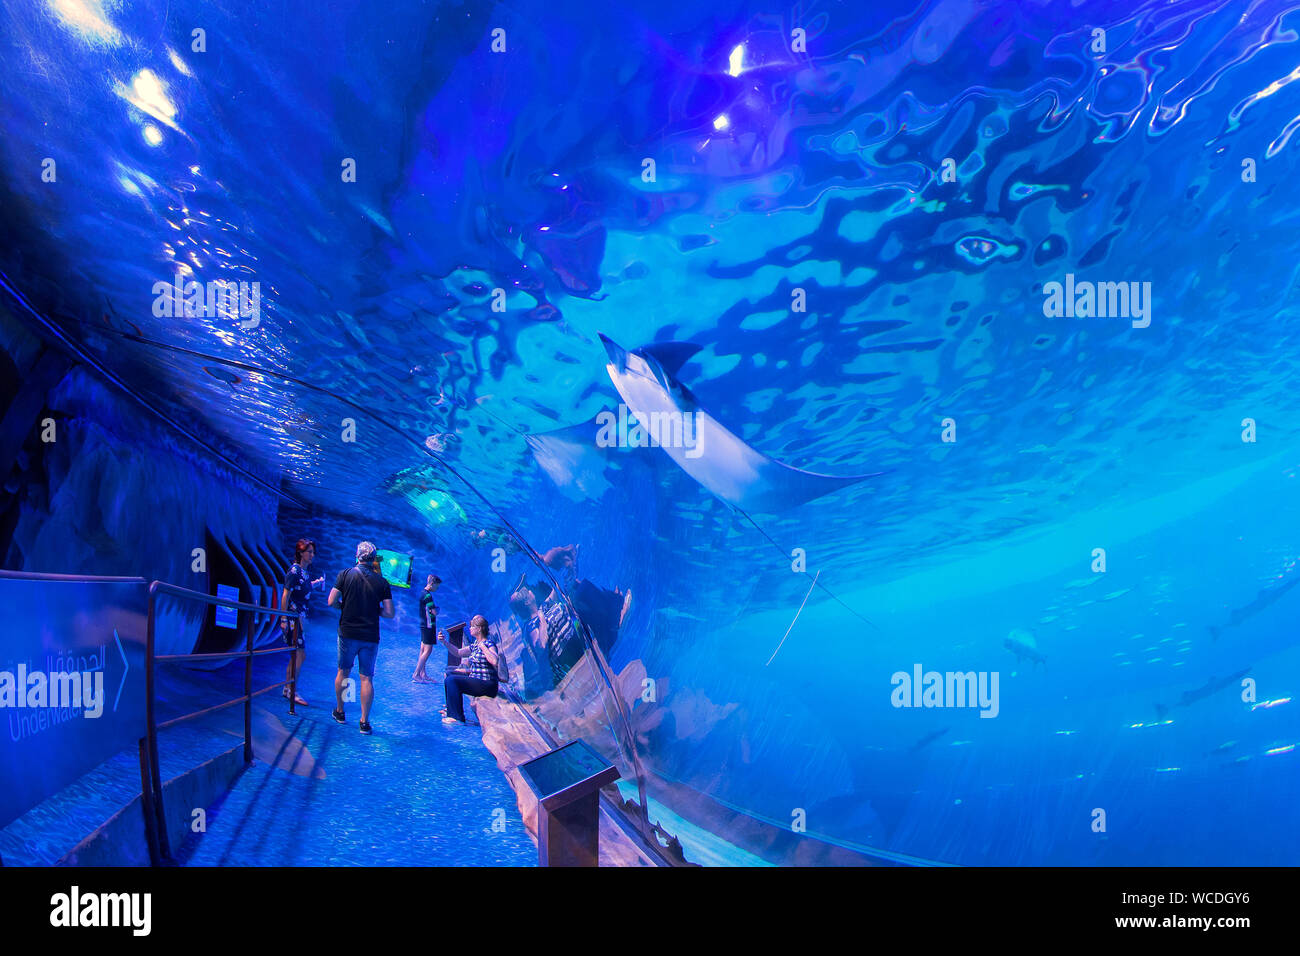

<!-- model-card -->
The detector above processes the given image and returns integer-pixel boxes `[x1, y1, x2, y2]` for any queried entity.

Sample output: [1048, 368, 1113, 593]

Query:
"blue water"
[2, 0, 1299, 865]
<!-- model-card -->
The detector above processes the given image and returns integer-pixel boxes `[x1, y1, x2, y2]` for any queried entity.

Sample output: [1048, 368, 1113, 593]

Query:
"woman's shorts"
[283, 619, 305, 649]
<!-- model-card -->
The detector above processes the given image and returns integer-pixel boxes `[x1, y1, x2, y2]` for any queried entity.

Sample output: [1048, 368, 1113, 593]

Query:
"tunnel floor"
[170, 619, 538, 867]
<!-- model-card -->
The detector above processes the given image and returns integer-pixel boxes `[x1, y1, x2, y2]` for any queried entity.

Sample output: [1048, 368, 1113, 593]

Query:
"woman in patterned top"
[280, 537, 324, 707]
[439, 615, 499, 724]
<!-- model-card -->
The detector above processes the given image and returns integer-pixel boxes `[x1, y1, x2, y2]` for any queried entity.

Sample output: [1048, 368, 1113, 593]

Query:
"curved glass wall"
[2, 0, 1299, 865]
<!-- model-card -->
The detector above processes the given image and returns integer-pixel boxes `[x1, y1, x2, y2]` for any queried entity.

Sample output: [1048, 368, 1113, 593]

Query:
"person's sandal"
[441, 716, 460, 725]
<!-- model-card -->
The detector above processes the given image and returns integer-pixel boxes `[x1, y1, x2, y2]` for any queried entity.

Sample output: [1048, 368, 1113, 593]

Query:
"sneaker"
[359, 720, 373, 735]
[331, 708, 345, 723]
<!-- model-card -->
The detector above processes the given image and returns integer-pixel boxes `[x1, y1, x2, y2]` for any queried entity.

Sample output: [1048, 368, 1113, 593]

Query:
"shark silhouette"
[1154, 668, 1251, 721]
[598, 334, 878, 514]
[1209, 573, 1300, 641]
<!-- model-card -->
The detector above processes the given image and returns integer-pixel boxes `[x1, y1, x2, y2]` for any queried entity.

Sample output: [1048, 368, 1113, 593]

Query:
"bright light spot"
[143, 124, 163, 146]
[116, 69, 181, 131]
[727, 44, 745, 77]
[131, 69, 176, 119]
[1265, 744, 1295, 756]
[713, 114, 730, 131]
[1252, 696, 1291, 711]
[45, 0, 122, 45]
[167, 47, 194, 77]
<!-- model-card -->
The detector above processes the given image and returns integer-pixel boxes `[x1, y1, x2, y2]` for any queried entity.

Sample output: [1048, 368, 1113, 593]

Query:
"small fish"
[908, 727, 949, 753]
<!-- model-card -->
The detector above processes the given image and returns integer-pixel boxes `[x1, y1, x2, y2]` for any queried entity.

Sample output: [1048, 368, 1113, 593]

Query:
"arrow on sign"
[114, 628, 128, 713]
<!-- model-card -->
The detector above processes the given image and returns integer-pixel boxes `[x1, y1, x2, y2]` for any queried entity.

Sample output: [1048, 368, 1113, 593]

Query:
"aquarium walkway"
[171, 626, 537, 867]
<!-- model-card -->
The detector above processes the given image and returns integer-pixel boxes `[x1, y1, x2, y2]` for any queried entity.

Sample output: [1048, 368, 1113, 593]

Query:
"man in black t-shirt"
[327, 540, 394, 735]
[412, 574, 445, 683]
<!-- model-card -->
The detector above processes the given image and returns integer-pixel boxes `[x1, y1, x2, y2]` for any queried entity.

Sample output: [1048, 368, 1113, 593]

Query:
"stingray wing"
[600, 333, 879, 513]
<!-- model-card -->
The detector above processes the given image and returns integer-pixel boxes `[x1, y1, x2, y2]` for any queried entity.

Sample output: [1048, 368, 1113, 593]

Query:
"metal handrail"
[0, 569, 147, 583]
[140, 579, 304, 865]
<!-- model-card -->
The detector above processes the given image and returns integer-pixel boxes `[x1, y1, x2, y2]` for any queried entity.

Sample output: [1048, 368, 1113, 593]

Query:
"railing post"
[288, 614, 299, 716]
[145, 584, 172, 861]
[134, 579, 305, 866]
[138, 737, 161, 867]
[243, 602, 254, 764]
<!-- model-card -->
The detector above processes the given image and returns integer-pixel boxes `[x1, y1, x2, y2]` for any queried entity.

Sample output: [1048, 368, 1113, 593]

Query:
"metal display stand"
[444, 620, 465, 666]
[517, 739, 620, 867]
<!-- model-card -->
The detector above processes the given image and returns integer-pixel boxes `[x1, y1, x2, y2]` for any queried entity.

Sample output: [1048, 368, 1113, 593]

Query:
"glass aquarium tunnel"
[1, 0, 1298, 869]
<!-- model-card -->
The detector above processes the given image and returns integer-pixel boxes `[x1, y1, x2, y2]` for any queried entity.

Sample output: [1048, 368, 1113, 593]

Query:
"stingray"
[599, 334, 877, 514]
[525, 424, 618, 502]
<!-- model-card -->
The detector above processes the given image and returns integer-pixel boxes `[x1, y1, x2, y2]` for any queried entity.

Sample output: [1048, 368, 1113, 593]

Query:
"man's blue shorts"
[337, 636, 378, 678]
